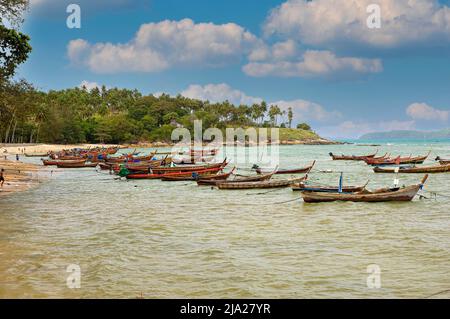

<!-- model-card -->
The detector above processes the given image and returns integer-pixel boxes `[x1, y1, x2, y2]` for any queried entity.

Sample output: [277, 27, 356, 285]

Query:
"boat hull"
[374, 164, 450, 173]
[292, 183, 366, 193]
[301, 185, 421, 203]
[217, 177, 306, 190]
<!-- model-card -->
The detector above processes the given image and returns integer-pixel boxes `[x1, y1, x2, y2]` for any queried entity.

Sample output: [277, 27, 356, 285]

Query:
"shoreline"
[0, 143, 123, 156]
[125, 139, 343, 148]
[0, 139, 340, 196]
[1, 139, 344, 156]
[0, 158, 42, 196]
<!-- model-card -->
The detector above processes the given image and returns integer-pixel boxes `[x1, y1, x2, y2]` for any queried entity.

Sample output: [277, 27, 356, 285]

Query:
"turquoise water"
[1, 143, 450, 298]
[345, 138, 450, 145]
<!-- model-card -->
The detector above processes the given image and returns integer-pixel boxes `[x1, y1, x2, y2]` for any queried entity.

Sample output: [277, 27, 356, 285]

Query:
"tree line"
[0, 83, 312, 144]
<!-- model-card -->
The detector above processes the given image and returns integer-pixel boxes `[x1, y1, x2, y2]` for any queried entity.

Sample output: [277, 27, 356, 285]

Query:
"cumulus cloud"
[264, 0, 450, 49]
[65, 14, 387, 79]
[67, 19, 261, 73]
[406, 102, 449, 121]
[180, 83, 339, 123]
[181, 83, 263, 105]
[67, 39, 90, 64]
[248, 40, 298, 62]
[271, 99, 341, 122]
[79, 80, 103, 91]
[318, 120, 416, 139]
[243, 50, 382, 77]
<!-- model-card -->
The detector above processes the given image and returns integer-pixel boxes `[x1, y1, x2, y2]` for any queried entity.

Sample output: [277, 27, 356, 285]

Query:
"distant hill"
[359, 129, 450, 140]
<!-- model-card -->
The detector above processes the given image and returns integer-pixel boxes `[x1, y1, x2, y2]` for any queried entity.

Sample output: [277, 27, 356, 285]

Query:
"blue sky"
[15, 0, 450, 138]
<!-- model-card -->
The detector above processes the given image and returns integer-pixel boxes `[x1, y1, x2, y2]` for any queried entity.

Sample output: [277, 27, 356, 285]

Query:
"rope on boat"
[423, 189, 450, 200]
[246, 188, 285, 195]
[269, 197, 303, 205]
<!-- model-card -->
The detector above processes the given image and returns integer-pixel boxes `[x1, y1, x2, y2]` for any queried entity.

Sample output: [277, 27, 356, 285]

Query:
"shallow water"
[1, 144, 450, 298]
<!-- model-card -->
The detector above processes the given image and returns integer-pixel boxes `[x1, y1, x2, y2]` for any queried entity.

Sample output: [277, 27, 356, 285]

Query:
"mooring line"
[246, 188, 285, 195]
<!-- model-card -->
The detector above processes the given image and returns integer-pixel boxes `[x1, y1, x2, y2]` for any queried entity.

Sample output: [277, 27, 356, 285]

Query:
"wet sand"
[0, 159, 41, 196]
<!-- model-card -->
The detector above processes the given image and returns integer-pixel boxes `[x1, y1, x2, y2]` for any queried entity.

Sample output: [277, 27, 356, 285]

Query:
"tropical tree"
[268, 104, 282, 127]
[297, 123, 311, 131]
[288, 107, 293, 128]
[0, 0, 31, 81]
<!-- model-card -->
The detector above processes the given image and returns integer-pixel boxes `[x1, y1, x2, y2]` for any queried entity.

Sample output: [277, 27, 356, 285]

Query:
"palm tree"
[288, 107, 293, 128]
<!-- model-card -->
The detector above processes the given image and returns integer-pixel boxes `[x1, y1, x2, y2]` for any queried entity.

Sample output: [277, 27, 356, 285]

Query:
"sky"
[13, 0, 450, 139]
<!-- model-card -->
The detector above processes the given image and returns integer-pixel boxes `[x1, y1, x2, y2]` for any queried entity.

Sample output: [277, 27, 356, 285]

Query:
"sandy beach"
[0, 158, 42, 196]
[0, 143, 125, 196]
[0, 143, 123, 156]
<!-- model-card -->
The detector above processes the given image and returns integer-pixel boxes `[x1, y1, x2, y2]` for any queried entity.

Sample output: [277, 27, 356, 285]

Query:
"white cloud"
[79, 80, 103, 91]
[180, 83, 339, 123]
[264, 0, 450, 49]
[181, 83, 263, 105]
[272, 99, 341, 122]
[68, 19, 261, 73]
[67, 39, 90, 64]
[243, 50, 382, 77]
[318, 120, 416, 139]
[406, 102, 449, 121]
[248, 40, 298, 62]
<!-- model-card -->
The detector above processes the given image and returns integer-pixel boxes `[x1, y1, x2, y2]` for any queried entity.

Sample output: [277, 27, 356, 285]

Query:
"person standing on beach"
[0, 168, 5, 188]
[16, 154, 19, 161]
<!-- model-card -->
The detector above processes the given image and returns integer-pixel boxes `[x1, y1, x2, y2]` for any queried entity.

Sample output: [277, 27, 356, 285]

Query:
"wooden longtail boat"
[126, 166, 223, 180]
[111, 158, 167, 172]
[25, 153, 48, 157]
[56, 155, 84, 161]
[150, 160, 227, 174]
[291, 181, 369, 192]
[374, 163, 450, 173]
[56, 160, 98, 168]
[216, 176, 306, 190]
[371, 153, 390, 160]
[255, 161, 315, 175]
[365, 151, 431, 166]
[161, 168, 228, 181]
[329, 150, 378, 161]
[43, 159, 85, 166]
[301, 175, 428, 203]
[197, 170, 275, 186]
[435, 156, 450, 165]
[42, 159, 59, 166]
[99, 162, 113, 170]
[195, 168, 236, 185]
[106, 153, 156, 163]
[125, 173, 162, 180]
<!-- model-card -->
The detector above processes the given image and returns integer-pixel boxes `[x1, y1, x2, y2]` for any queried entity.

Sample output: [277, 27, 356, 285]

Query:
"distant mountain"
[359, 129, 450, 140]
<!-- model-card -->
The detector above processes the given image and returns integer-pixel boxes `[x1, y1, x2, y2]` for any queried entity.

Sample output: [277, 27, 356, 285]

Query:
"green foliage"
[279, 128, 320, 141]
[297, 123, 312, 131]
[0, 0, 29, 26]
[0, 80, 315, 144]
[0, 0, 32, 81]
[287, 107, 293, 128]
